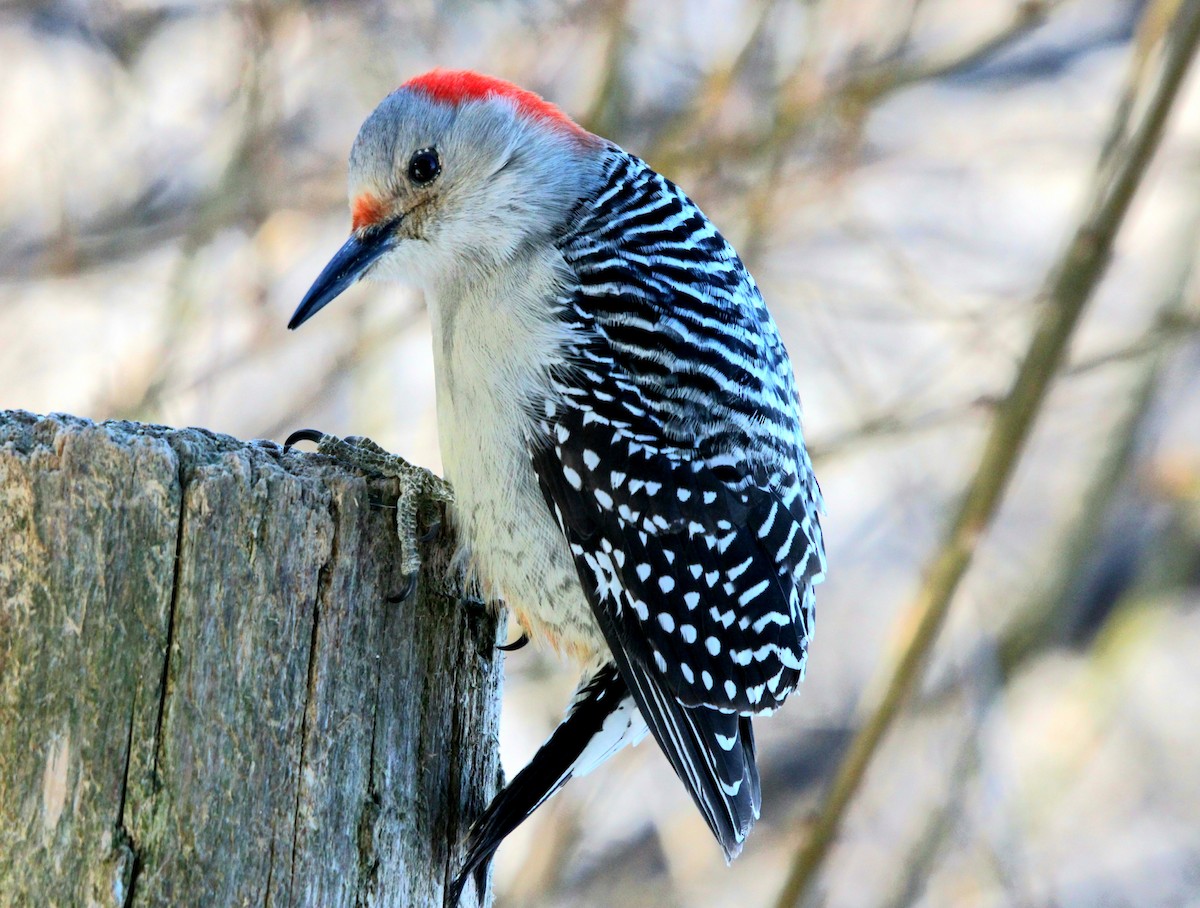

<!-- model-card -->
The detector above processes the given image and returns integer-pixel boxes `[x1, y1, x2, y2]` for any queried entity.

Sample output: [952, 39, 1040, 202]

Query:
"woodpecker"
[288, 70, 826, 901]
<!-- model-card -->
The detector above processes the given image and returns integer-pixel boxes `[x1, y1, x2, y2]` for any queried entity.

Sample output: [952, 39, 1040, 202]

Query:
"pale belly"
[427, 250, 609, 662]
[436, 378, 606, 664]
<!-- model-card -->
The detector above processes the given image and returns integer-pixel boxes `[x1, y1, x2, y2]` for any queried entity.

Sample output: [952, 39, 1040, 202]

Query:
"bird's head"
[289, 70, 604, 329]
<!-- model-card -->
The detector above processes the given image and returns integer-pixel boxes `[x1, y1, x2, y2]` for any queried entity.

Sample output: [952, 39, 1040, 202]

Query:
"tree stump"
[0, 410, 501, 908]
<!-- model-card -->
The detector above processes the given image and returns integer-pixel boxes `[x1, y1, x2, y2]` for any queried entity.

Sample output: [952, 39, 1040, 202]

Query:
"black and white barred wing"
[550, 150, 826, 711]
[531, 146, 825, 857]
[533, 394, 815, 716]
[532, 395, 800, 856]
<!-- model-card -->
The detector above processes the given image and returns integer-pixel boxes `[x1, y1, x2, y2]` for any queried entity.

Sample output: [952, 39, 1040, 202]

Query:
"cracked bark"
[0, 410, 501, 908]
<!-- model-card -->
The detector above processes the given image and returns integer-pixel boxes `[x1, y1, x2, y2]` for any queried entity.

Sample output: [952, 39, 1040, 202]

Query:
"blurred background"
[3, 0, 1199, 905]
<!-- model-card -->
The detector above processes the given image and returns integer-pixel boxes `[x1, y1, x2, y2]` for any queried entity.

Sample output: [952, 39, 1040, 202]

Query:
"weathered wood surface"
[0, 410, 501, 908]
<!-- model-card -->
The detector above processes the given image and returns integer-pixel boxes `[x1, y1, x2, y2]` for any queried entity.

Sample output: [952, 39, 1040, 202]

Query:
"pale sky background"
[3, 1, 1200, 905]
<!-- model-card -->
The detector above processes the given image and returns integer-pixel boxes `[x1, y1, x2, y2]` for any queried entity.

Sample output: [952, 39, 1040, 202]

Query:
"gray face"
[289, 86, 605, 330]
[345, 88, 605, 289]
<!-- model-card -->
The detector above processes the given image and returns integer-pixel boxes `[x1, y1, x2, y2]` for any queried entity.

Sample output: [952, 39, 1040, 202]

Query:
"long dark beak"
[288, 225, 397, 330]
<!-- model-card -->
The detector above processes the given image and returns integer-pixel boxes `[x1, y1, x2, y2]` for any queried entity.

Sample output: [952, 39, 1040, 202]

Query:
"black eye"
[407, 147, 441, 185]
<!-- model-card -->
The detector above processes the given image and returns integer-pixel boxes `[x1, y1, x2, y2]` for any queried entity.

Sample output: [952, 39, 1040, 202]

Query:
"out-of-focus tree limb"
[772, 4, 1200, 906]
[649, 0, 1063, 180]
[997, 188, 1200, 674]
[808, 307, 1200, 463]
[876, 184, 1200, 902]
[835, 0, 1060, 106]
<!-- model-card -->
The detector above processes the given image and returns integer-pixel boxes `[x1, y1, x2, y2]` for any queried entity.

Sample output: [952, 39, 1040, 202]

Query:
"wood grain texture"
[0, 410, 501, 908]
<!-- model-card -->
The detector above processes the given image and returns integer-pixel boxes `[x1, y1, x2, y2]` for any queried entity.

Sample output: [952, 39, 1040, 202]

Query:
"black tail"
[614, 650, 761, 861]
[449, 664, 639, 904]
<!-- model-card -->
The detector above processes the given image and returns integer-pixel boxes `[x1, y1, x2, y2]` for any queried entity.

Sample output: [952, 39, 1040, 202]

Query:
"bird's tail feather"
[449, 663, 645, 904]
[617, 653, 761, 861]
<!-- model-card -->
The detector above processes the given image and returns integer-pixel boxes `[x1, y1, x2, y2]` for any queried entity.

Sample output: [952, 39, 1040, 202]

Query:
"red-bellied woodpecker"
[288, 69, 826, 902]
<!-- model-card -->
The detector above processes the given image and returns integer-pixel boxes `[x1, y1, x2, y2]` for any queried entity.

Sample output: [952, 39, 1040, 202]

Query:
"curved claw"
[387, 572, 418, 604]
[418, 518, 442, 544]
[284, 428, 325, 450]
[497, 633, 529, 652]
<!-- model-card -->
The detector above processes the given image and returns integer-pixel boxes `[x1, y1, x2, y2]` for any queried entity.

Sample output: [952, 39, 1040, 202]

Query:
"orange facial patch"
[351, 193, 387, 231]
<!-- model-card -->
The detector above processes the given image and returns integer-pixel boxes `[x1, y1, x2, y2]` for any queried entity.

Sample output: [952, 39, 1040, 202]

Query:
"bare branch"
[772, 5, 1200, 905]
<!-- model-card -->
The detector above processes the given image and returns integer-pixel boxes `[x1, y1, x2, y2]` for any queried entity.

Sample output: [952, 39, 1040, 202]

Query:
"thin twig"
[772, 5, 1200, 906]
[808, 308, 1200, 463]
[837, 0, 1060, 105]
[654, 1, 1061, 180]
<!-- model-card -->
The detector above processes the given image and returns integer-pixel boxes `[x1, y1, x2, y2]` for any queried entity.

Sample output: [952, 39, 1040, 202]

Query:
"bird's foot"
[285, 429, 454, 601]
[460, 594, 528, 653]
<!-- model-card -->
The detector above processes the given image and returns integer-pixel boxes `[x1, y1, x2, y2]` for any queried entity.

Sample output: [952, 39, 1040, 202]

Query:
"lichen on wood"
[0, 410, 501, 908]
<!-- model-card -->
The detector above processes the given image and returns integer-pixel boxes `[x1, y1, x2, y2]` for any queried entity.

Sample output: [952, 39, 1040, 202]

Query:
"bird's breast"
[426, 271, 606, 661]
